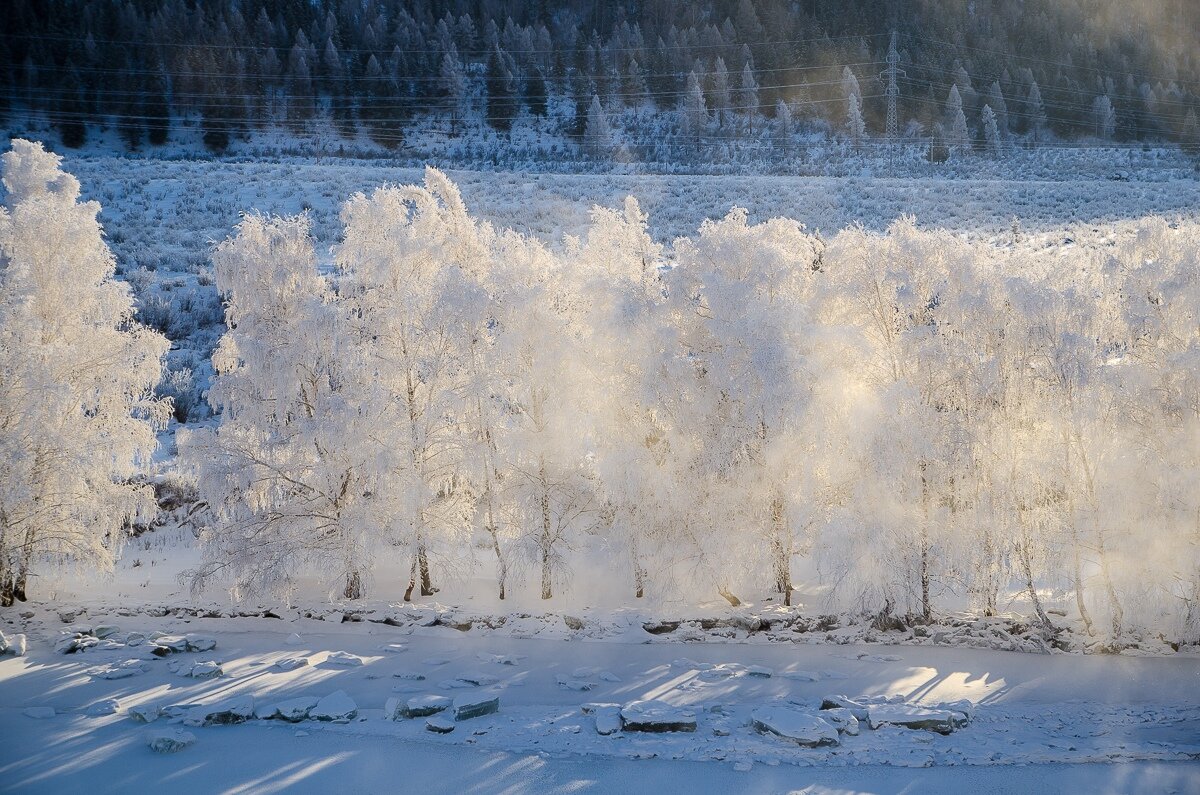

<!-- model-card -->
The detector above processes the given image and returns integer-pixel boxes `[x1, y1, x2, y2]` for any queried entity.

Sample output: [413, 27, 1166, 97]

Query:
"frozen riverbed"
[1, 607, 1198, 793]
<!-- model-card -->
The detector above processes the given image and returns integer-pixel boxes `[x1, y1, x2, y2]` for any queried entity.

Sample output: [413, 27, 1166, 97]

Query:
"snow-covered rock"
[23, 706, 55, 719]
[593, 705, 622, 736]
[556, 675, 596, 691]
[152, 635, 190, 655]
[92, 625, 121, 639]
[619, 700, 697, 733]
[450, 671, 500, 687]
[185, 635, 218, 652]
[399, 694, 452, 718]
[85, 699, 119, 717]
[867, 704, 963, 734]
[750, 707, 840, 747]
[746, 665, 773, 678]
[258, 696, 319, 722]
[0, 631, 27, 656]
[392, 671, 426, 681]
[819, 707, 860, 736]
[128, 704, 162, 724]
[379, 643, 407, 654]
[426, 716, 455, 733]
[184, 695, 255, 726]
[181, 660, 223, 679]
[97, 660, 151, 680]
[820, 695, 869, 721]
[147, 729, 196, 753]
[310, 691, 358, 722]
[273, 657, 309, 672]
[452, 694, 500, 721]
[325, 651, 364, 667]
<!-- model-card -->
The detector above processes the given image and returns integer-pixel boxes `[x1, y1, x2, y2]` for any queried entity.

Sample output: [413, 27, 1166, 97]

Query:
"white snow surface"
[1, 602, 1198, 793]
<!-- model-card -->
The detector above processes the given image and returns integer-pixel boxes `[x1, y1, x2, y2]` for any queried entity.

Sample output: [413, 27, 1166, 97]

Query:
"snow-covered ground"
[2, 601, 1199, 794]
[4, 148, 1200, 792]
[3, 542, 1199, 794]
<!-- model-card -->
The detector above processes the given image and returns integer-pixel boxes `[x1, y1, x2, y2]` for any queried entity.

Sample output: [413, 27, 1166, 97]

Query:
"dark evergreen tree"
[526, 69, 548, 118]
[145, 66, 172, 146]
[485, 47, 518, 132]
[56, 64, 88, 149]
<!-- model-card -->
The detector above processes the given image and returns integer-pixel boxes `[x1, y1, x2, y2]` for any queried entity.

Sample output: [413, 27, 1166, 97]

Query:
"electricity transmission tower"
[882, 31, 904, 140]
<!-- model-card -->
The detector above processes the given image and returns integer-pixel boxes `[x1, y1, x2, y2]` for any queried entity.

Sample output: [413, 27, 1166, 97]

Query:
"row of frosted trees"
[1, 140, 1197, 645]
[182, 167, 1200, 645]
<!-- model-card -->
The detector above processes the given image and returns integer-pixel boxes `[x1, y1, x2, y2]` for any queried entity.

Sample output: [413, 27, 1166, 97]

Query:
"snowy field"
[3, 147, 1200, 793]
[2, 588, 1199, 794]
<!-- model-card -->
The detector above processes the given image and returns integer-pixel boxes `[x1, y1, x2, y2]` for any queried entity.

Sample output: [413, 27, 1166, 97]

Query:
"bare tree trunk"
[769, 492, 792, 606]
[1017, 518, 1051, 628]
[1069, 522, 1096, 637]
[485, 502, 507, 600]
[919, 470, 932, 623]
[539, 459, 552, 601]
[418, 545, 435, 596]
[343, 570, 363, 600]
[403, 554, 418, 602]
[0, 565, 13, 608]
[1095, 525, 1123, 638]
[718, 586, 742, 607]
[630, 530, 645, 599]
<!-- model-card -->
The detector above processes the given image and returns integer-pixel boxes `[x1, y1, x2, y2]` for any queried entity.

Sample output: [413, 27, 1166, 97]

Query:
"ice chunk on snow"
[593, 705, 622, 736]
[779, 670, 821, 682]
[257, 696, 318, 722]
[750, 707, 840, 747]
[184, 695, 255, 727]
[184, 635, 218, 652]
[820, 695, 869, 721]
[285, 633, 303, 645]
[0, 631, 27, 656]
[400, 694, 451, 718]
[379, 643, 407, 654]
[310, 691, 357, 721]
[556, 674, 596, 691]
[867, 704, 963, 734]
[147, 729, 195, 753]
[86, 699, 119, 717]
[426, 716, 455, 733]
[746, 665, 773, 678]
[819, 707, 860, 736]
[273, 657, 309, 672]
[97, 660, 151, 680]
[181, 660, 223, 679]
[325, 651, 364, 667]
[452, 694, 500, 721]
[619, 700, 697, 733]
[128, 704, 162, 724]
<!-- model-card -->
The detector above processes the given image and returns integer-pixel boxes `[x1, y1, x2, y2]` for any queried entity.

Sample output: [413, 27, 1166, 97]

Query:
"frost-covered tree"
[584, 95, 613, 159]
[982, 104, 1002, 155]
[672, 210, 832, 605]
[710, 57, 732, 127]
[846, 93, 866, 148]
[182, 214, 378, 601]
[336, 170, 483, 601]
[680, 71, 708, 145]
[1092, 95, 1117, 140]
[1026, 81, 1048, 144]
[946, 85, 971, 152]
[736, 62, 760, 134]
[0, 140, 169, 605]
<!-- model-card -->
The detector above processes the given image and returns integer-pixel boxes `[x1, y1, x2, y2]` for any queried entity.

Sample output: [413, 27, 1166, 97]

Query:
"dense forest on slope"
[2, 0, 1198, 155]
